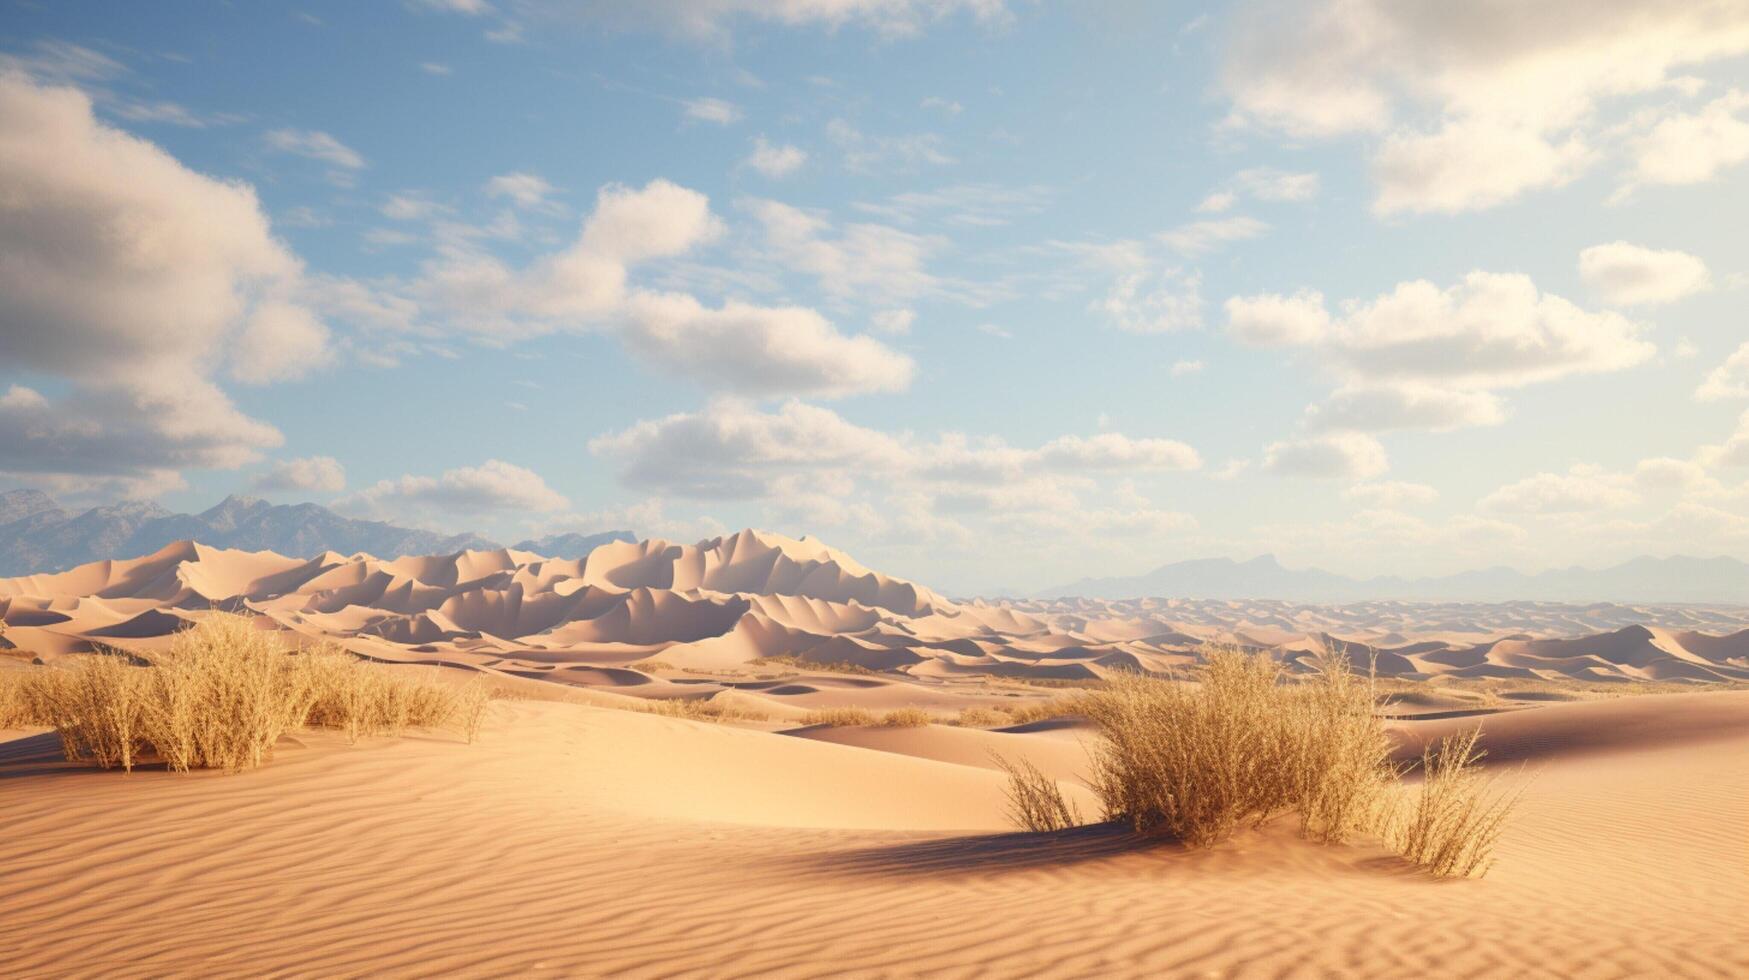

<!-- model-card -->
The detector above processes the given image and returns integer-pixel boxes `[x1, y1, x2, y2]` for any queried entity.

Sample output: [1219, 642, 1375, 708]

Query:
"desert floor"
[2, 689, 1745, 978]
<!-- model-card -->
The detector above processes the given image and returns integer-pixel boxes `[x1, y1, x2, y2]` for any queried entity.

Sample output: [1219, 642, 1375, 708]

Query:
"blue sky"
[2, 1, 1748, 593]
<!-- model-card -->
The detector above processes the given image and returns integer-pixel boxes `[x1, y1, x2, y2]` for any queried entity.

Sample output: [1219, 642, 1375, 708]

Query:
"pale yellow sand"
[1, 691, 1744, 977]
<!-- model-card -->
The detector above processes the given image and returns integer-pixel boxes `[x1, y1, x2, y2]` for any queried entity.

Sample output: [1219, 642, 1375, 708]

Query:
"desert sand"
[3, 531, 1747, 976]
[0, 690, 1744, 977]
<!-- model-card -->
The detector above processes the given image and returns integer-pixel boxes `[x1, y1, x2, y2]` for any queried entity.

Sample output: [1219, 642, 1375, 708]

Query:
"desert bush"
[641, 696, 771, 723]
[1085, 646, 1398, 849]
[995, 755, 1082, 833]
[878, 707, 934, 727]
[1386, 728, 1520, 878]
[953, 698, 1084, 729]
[800, 707, 877, 726]
[0, 669, 48, 729]
[21, 614, 489, 773]
[954, 706, 1009, 728]
[758, 655, 877, 675]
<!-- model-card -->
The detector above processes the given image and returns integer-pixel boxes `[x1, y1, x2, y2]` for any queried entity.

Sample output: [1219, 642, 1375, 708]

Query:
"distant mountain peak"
[0, 487, 638, 576]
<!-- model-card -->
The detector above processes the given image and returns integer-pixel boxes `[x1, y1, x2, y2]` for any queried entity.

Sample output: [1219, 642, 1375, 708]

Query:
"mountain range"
[0, 489, 633, 576]
[1040, 553, 1749, 605]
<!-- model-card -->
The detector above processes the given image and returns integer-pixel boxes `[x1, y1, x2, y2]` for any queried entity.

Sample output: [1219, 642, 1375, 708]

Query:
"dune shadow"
[0, 730, 94, 779]
[818, 822, 1180, 878]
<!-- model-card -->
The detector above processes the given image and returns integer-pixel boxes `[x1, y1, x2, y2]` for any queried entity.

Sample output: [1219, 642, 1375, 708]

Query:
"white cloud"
[590, 399, 909, 498]
[1094, 268, 1203, 333]
[683, 96, 741, 125]
[342, 459, 569, 516]
[592, 401, 1200, 504]
[920, 95, 963, 115]
[745, 197, 939, 300]
[1697, 342, 1749, 401]
[1478, 468, 1638, 515]
[1305, 383, 1507, 432]
[1263, 432, 1388, 479]
[1194, 190, 1236, 213]
[485, 171, 556, 209]
[871, 308, 915, 335]
[1158, 216, 1268, 255]
[0, 75, 325, 487]
[497, 0, 1010, 41]
[1224, 289, 1330, 346]
[264, 128, 365, 169]
[1626, 89, 1749, 188]
[1170, 359, 1205, 377]
[253, 455, 346, 493]
[1226, 271, 1653, 389]
[827, 118, 953, 173]
[745, 136, 807, 177]
[228, 301, 334, 384]
[618, 292, 915, 398]
[1344, 480, 1438, 507]
[1579, 241, 1711, 306]
[1223, 0, 1749, 211]
[1704, 410, 1749, 467]
[1371, 118, 1591, 215]
[1235, 166, 1319, 201]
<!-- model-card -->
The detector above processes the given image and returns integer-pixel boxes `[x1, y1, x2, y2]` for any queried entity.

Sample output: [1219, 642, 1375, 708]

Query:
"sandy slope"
[2, 692, 1744, 977]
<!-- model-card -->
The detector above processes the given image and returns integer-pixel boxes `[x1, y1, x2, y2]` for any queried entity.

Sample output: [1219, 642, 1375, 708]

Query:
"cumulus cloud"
[1158, 216, 1268, 255]
[1263, 433, 1388, 479]
[1705, 410, 1749, 468]
[1225, 271, 1653, 389]
[1624, 89, 1749, 189]
[0, 74, 327, 487]
[1579, 241, 1711, 306]
[1224, 289, 1330, 346]
[589, 399, 908, 498]
[1697, 342, 1749, 401]
[745, 136, 807, 178]
[617, 292, 916, 398]
[1305, 383, 1507, 433]
[1478, 468, 1638, 515]
[1344, 480, 1439, 507]
[253, 455, 346, 493]
[342, 459, 569, 517]
[592, 401, 1201, 502]
[1222, 0, 1749, 211]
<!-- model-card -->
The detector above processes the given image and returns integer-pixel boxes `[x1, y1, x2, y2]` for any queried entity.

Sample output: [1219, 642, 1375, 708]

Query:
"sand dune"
[1, 691, 1742, 976]
[4, 531, 1748, 698]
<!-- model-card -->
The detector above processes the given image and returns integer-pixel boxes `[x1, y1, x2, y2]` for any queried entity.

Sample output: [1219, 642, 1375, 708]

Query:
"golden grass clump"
[19, 613, 493, 773]
[953, 697, 1084, 729]
[758, 655, 877, 675]
[1078, 646, 1517, 876]
[640, 696, 771, 723]
[800, 706, 877, 727]
[1386, 729, 1520, 878]
[877, 707, 935, 727]
[995, 755, 1082, 833]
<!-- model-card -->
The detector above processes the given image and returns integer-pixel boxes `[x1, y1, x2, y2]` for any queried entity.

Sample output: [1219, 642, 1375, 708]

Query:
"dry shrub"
[641, 697, 771, 723]
[800, 707, 877, 727]
[0, 669, 50, 729]
[1386, 729, 1520, 879]
[953, 698, 1084, 729]
[878, 707, 934, 727]
[954, 706, 1009, 728]
[20, 614, 491, 773]
[1086, 647, 1397, 849]
[995, 755, 1082, 833]
[758, 655, 876, 675]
